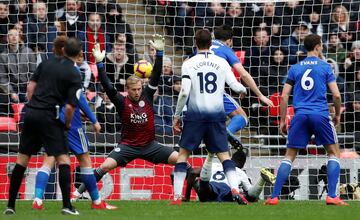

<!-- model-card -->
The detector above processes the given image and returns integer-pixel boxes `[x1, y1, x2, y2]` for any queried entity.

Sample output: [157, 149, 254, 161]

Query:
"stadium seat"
[285, 106, 295, 126]
[269, 92, 281, 117]
[0, 117, 17, 132]
[232, 51, 246, 81]
[11, 103, 25, 123]
[267, 93, 295, 126]
[234, 51, 246, 65]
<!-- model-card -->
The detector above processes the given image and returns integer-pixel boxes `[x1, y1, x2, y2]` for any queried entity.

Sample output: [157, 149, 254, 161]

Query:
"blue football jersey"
[210, 40, 240, 67]
[287, 56, 335, 116]
[59, 66, 96, 129]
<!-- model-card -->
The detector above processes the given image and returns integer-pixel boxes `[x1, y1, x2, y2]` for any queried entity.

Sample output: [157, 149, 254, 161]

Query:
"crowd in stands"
[150, 0, 360, 137]
[0, 0, 359, 147]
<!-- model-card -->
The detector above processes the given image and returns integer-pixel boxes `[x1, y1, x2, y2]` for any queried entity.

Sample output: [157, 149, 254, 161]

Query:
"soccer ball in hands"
[134, 60, 153, 78]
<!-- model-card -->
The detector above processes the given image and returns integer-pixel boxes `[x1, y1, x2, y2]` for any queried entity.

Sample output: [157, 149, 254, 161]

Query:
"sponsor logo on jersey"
[130, 112, 148, 124]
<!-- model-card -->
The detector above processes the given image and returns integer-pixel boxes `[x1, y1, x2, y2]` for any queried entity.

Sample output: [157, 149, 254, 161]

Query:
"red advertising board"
[0, 156, 205, 200]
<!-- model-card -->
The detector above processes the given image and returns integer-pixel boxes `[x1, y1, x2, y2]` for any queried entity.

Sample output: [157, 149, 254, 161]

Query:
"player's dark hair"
[64, 37, 82, 57]
[195, 29, 212, 50]
[53, 35, 68, 57]
[231, 149, 246, 169]
[214, 25, 233, 41]
[304, 34, 322, 51]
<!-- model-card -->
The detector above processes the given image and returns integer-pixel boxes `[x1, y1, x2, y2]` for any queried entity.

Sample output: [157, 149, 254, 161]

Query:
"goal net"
[0, 0, 359, 201]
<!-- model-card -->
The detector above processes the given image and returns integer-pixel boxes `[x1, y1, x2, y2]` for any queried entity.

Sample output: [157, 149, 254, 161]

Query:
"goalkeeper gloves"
[149, 34, 165, 52]
[92, 43, 106, 63]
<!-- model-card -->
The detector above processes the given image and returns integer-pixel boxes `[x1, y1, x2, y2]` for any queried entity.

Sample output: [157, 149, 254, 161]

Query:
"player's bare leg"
[171, 148, 191, 205]
[167, 151, 179, 165]
[75, 153, 117, 210]
[265, 148, 298, 205]
[217, 152, 248, 205]
[324, 144, 348, 206]
[227, 107, 248, 150]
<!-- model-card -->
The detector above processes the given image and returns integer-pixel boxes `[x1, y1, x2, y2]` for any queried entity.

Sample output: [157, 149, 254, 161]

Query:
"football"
[134, 60, 153, 78]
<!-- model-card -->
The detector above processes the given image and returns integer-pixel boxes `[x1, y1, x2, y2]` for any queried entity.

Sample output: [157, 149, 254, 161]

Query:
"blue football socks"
[271, 159, 292, 198]
[34, 166, 51, 200]
[327, 157, 340, 198]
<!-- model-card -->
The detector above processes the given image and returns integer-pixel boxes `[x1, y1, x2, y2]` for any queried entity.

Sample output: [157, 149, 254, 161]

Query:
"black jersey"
[28, 57, 82, 109]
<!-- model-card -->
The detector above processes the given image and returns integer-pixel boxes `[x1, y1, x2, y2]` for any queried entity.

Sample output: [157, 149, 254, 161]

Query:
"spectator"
[276, 0, 305, 37]
[253, 2, 281, 46]
[78, 12, 111, 63]
[325, 31, 347, 70]
[54, 20, 66, 35]
[154, 75, 181, 136]
[104, 41, 134, 92]
[306, 7, 324, 39]
[142, 42, 156, 65]
[344, 40, 360, 74]
[58, 0, 86, 38]
[0, 28, 36, 103]
[313, 0, 333, 25]
[115, 30, 137, 62]
[87, 0, 115, 21]
[173, 2, 194, 49]
[344, 41, 360, 106]
[196, 2, 225, 30]
[281, 21, 310, 65]
[158, 56, 173, 96]
[23, 1, 49, 52]
[259, 47, 288, 96]
[106, 3, 132, 45]
[326, 58, 347, 104]
[10, 0, 29, 23]
[245, 28, 270, 85]
[96, 92, 120, 133]
[0, 1, 16, 52]
[329, 5, 357, 51]
[75, 52, 92, 90]
[224, 2, 249, 50]
[13, 21, 24, 43]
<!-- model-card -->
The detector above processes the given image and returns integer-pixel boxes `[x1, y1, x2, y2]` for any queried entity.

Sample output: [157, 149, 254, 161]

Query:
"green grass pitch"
[0, 200, 359, 220]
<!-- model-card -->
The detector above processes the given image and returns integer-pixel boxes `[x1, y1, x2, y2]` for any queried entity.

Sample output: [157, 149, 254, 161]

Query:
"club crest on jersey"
[130, 112, 148, 124]
[139, 100, 145, 107]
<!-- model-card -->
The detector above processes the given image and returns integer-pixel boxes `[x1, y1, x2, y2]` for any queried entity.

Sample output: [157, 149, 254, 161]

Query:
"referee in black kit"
[3, 38, 83, 215]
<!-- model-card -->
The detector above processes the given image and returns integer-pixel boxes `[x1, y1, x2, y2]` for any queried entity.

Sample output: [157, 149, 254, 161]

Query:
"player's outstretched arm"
[77, 92, 101, 134]
[147, 34, 165, 90]
[92, 43, 124, 111]
[233, 63, 274, 107]
[279, 83, 292, 136]
[224, 64, 247, 94]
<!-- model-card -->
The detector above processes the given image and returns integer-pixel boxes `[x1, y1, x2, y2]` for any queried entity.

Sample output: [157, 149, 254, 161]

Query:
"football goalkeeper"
[72, 35, 190, 200]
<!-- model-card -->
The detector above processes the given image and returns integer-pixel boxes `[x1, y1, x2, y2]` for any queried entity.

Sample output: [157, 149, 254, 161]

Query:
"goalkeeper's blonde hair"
[126, 75, 142, 87]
